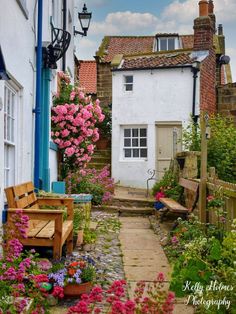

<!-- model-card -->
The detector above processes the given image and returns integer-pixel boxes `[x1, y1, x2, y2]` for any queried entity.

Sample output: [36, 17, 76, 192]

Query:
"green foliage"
[77, 180, 104, 205]
[83, 228, 97, 244]
[152, 169, 183, 202]
[168, 218, 236, 312]
[95, 106, 112, 138]
[73, 207, 86, 234]
[182, 120, 201, 151]
[183, 115, 236, 183]
[80, 265, 96, 283]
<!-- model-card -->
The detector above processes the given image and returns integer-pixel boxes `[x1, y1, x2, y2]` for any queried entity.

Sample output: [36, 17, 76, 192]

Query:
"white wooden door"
[156, 123, 182, 180]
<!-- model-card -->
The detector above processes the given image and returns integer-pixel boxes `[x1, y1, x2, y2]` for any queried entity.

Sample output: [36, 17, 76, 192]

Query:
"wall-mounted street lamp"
[74, 3, 92, 36]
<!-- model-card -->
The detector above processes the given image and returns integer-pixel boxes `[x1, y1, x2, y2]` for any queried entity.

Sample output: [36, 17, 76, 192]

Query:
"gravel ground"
[56, 210, 126, 309]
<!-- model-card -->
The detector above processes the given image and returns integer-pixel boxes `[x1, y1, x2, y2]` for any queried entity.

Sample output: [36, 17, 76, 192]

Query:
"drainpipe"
[34, 0, 43, 190]
[191, 62, 200, 123]
[62, 0, 67, 71]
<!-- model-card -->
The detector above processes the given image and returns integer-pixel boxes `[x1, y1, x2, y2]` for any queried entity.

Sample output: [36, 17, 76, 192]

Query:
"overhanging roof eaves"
[0, 46, 10, 80]
[112, 64, 192, 72]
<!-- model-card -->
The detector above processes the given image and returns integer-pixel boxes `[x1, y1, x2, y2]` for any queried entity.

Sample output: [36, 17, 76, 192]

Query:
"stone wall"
[96, 60, 112, 107]
[217, 83, 236, 123]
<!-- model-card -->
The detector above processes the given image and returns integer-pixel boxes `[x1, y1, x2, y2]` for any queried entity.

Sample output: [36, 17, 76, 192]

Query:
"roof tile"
[78, 60, 97, 94]
[120, 52, 193, 70]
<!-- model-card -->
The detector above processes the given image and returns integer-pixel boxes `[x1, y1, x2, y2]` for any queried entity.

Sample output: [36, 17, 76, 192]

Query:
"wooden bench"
[5, 181, 74, 259]
[159, 178, 199, 220]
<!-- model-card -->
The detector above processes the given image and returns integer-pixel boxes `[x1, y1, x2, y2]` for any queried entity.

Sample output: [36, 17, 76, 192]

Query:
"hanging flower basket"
[64, 282, 92, 297]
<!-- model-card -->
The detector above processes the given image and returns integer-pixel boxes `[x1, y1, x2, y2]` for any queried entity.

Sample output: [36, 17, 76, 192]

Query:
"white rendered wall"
[112, 67, 199, 188]
[0, 0, 75, 221]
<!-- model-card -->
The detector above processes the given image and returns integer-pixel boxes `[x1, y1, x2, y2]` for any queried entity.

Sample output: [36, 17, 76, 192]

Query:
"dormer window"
[156, 34, 180, 52]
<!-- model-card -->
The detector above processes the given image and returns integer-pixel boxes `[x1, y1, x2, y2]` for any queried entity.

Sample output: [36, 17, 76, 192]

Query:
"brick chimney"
[193, 0, 216, 113]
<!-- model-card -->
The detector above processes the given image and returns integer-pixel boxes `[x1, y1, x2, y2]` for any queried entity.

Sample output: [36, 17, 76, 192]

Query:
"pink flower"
[171, 236, 179, 245]
[157, 272, 165, 282]
[61, 129, 70, 137]
[65, 147, 75, 157]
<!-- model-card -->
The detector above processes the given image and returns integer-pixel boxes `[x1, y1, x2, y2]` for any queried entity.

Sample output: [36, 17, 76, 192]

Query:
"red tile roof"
[97, 36, 154, 63]
[97, 35, 194, 63]
[120, 52, 193, 70]
[78, 60, 97, 94]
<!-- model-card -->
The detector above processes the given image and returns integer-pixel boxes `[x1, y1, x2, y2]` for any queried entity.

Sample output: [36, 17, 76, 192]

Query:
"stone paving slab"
[119, 216, 194, 314]
[124, 265, 170, 281]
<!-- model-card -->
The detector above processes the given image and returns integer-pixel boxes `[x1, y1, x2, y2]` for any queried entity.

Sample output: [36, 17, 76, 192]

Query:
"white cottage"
[111, 52, 198, 188]
[109, 0, 232, 188]
[0, 0, 76, 222]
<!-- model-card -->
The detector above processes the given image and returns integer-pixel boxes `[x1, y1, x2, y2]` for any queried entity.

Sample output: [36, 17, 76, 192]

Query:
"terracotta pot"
[76, 230, 84, 246]
[96, 138, 110, 150]
[64, 282, 92, 297]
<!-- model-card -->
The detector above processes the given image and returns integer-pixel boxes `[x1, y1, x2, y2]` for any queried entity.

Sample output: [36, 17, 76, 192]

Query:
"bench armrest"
[7, 208, 64, 220]
[37, 197, 74, 220]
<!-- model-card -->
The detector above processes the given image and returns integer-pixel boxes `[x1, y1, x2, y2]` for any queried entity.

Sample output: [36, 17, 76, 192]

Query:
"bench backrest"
[179, 178, 199, 211]
[5, 181, 39, 209]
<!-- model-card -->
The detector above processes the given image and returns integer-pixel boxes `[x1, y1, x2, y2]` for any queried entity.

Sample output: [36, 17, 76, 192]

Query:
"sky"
[74, 0, 236, 81]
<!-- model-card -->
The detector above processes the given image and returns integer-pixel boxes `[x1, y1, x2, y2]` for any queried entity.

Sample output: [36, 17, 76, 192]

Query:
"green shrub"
[183, 115, 236, 183]
[152, 169, 183, 202]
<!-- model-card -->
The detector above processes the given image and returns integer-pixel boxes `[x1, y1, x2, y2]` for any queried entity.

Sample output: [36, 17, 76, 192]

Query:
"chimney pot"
[218, 24, 223, 35]
[199, 0, 208, 17]
[208, 0, 214, 14]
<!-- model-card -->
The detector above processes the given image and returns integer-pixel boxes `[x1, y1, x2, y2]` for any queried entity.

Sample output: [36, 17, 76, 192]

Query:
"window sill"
[50, 141, 58, 151]
[119, 159, 148, 162]
[16, 0, 29, 19]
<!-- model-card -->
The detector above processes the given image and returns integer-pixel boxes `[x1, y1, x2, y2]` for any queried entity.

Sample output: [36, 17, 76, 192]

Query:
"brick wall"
[217, 83, 236, 124]
[96, 60, 112, 107]
[193, 14, 216, 113]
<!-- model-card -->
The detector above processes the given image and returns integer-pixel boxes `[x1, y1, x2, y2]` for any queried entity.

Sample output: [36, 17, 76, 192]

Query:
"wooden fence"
[207, 173, 236, 230]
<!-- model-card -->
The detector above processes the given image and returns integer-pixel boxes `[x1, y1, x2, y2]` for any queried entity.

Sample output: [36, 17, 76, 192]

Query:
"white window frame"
[4, 82, 22, 188]
[157, 37, 179, 51]
[122, 126, 148, 160]
[123, 75, 133, 92]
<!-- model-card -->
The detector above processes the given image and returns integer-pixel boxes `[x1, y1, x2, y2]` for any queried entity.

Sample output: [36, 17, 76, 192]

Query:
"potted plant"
[95, 106, 111, 149]
[82, 228, 97, 251]
[73, 207, 86, 247]
[48, 256, 96, 297]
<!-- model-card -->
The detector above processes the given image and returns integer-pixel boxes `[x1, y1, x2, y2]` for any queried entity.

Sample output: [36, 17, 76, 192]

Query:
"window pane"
[124, 149, 132, 158]
[124, 138, 131, 147]
[160, 39, 167, 51]
[140, 138, 147, 147]
[125, 84, 133, 91]
[168, 38, 175, 50]
[124, 129, 131, 137]
[133, 149, 139, 158]
[132, 138, 138, 147]
[125, 76, 133, 83]
[140, 149, 147, 158]
[140, 128, 147, 137]
[132, 129, 138, 137]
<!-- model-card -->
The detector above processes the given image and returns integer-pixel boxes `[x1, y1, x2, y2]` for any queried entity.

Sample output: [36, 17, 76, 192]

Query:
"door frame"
[155, 121, 182, 180]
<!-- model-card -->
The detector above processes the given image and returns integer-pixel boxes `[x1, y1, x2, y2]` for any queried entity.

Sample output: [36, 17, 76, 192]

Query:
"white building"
[0, 0, 75, 222]
[112, 53, 199, 188]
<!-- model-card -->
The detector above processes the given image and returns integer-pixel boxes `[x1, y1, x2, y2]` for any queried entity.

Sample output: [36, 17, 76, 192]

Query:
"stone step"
[90, 156, 111, 163]
[95, 205, 153, 215]
[93, 149, 111, 157]
[87, 162, 108, 169]
[112, 197, 154, 209]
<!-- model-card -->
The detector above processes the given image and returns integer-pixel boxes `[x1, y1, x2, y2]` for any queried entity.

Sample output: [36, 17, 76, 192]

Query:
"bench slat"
[13, 182, 34, 198]
[27, 220, 50, 237]
[179, 178, 199, 192]
[36, 221, 55, 238]
[159, 197, 189, 213]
